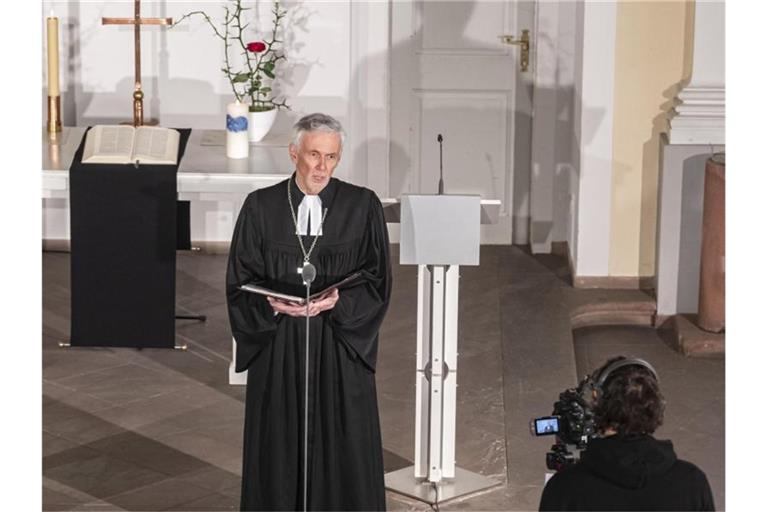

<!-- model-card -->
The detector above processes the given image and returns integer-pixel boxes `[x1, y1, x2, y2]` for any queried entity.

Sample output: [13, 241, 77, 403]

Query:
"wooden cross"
[102, 0, 172, 126]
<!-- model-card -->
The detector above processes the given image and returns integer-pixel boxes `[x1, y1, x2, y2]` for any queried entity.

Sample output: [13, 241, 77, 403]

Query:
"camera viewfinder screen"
[535, 417, 559, 435]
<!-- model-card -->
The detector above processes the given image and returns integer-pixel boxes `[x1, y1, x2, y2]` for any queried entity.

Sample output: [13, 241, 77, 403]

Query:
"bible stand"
[63, 132, 196, 352]
[382, 195, 502, 503]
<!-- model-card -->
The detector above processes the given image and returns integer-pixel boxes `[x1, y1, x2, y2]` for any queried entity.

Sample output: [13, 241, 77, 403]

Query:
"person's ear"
[289, 143, 298, 164]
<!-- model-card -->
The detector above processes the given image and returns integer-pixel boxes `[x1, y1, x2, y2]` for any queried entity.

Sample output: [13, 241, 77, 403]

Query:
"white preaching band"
[295, 192, 324, 236]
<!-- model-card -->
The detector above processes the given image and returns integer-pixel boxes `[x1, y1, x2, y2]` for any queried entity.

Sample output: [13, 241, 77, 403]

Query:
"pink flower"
[247, 41, 267, 53]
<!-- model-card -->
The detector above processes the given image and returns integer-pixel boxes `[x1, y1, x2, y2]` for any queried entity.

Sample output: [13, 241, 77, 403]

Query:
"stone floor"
[42, 246, 724, 511]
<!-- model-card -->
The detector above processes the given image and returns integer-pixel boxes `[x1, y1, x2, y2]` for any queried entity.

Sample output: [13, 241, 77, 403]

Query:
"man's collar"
[318, 176, 338, 204]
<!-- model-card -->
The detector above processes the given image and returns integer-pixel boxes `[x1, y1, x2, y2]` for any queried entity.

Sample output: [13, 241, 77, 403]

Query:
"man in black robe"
[226, 113, 391, 511]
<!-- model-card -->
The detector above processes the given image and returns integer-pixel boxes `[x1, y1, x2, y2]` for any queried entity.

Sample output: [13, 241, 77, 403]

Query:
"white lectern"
[383, 195, 502, 503]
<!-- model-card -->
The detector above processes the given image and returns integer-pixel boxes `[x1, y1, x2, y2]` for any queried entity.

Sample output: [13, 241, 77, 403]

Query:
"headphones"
[589, 357, 659, 400]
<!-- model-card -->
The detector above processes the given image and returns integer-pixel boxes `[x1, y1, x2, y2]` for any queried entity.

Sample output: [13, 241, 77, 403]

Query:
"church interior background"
[37, 1, 727, 510]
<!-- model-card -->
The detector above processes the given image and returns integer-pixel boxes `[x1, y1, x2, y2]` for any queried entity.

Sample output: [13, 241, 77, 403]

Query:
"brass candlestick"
[47, 95, 62, 136]
[48, 137, 61, 168]
[133, 87, 144, 127]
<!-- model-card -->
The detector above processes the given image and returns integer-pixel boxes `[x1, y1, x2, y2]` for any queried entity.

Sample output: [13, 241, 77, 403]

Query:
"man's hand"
[267, 288, 339, 318]
[308, 288, 339, 316]
[267, 297, 306, 317]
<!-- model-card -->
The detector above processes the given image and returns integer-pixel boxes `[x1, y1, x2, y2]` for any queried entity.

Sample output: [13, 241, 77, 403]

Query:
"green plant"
[173, 0, 289, 112]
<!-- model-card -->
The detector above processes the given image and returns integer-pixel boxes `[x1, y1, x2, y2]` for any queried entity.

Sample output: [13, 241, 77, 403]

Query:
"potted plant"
[173, 0, 289, 142]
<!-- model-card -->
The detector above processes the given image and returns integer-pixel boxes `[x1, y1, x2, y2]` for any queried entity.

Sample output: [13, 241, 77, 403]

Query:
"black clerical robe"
[226, 176, 391, 511]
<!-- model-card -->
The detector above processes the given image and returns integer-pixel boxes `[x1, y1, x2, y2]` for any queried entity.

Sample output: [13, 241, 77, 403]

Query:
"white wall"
[569, 0, 584, 267]
[553, 0, 576, 245]
[571, 0, 616, 277]
[41, 1, 587, 251]
[42, 0, 395, 244]
[43, 0, 361, 180]
[529, 0, 576, 253]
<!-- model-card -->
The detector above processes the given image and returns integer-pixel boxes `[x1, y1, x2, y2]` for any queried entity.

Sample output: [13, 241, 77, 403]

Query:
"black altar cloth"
[69, 128, 191, 348]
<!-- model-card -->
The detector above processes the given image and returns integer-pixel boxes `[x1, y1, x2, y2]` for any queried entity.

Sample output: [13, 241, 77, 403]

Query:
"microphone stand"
[301, 263, 316, 512]
[437, 134, 444, 195]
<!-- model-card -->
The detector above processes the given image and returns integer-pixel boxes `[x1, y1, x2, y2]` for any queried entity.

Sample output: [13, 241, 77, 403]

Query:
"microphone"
[299, 259, 316, 512]
[301, 262, 316, 286]
[437, 134, 444, 195]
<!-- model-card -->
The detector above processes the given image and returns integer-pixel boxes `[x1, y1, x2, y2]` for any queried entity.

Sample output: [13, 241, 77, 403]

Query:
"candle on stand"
[46, 10, 62, 135]
[226, 101, 249, 159]
[47, 11, 60, 97]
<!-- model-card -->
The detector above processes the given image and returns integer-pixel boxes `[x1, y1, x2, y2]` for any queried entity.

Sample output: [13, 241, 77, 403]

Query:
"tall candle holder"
[47, 11, 62, 140]
[48, 134, 61, 168]
[47, 95, 62, 136]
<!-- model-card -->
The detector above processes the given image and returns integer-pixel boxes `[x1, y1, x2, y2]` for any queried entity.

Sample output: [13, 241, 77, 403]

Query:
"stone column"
[668, 0, 725, 145]
[697, 154, 725, 332]
[656, 0, 725, 317]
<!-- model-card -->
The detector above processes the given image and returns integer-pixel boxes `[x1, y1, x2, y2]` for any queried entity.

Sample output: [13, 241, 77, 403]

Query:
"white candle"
[226, 101, 249, 159]
[47, 11, 60, 97]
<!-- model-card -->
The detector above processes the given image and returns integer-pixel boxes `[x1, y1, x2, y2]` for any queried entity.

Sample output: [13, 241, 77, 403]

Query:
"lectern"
[383, 195, 501, 503]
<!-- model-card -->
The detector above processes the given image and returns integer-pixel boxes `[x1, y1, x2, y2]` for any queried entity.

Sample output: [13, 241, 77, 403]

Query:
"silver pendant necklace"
[287, 177, 328, 282]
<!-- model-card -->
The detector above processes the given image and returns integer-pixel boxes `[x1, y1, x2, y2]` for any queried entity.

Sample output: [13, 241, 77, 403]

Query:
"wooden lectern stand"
[382, 195, 502, 503]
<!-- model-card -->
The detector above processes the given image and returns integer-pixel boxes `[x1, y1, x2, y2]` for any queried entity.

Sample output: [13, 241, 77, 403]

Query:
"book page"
[132, 127, 180, 165]
[81, 125, 135, 164]
[239, 284, 305, 304]
[239, 272, 363, 306]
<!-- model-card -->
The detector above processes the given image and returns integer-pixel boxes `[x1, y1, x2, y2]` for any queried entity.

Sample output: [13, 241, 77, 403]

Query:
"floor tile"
[44, 452, 167, 500]
[55, 363, 194, 407]
[176, 465, 242, 494]
[105, 478, 213, 511]
[43, 485, 87, 511]
[86, 431, 213, 477]
[165, 491, 238, 511]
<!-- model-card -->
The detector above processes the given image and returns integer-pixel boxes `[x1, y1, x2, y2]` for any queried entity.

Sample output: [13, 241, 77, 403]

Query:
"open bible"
[239, 272, 362, 306]
[81, 125, 180, 165]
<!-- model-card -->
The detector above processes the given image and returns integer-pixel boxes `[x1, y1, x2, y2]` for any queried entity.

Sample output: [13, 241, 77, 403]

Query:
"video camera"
[530, 356, 658, 472]
[530, 375, 597, 472]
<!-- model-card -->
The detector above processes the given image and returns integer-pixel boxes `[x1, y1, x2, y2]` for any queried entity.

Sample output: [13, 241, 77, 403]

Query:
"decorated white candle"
[226, 101, 249, 159]
[47, 11, 60, 97]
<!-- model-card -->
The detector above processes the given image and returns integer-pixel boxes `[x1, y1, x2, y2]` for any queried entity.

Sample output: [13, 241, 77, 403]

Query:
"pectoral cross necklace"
[287, 178, 328, 281]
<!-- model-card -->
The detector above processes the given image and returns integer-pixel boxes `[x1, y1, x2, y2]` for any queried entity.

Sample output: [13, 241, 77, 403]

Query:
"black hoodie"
[539, 435, 714, 511]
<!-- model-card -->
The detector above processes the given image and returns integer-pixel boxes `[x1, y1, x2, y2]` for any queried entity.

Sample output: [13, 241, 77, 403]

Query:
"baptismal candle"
[47, 11, 60, 97]
[226, 101, 249, 159]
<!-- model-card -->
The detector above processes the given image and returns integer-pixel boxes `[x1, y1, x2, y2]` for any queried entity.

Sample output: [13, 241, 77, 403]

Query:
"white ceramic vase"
[248, 108, 277, 143]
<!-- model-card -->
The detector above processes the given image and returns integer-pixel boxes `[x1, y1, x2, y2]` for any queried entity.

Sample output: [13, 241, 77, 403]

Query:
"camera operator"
[539, 356, 714, 511]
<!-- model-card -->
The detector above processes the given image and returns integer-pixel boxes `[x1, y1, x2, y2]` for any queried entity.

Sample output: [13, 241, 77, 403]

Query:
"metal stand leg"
[385, 264, 500, 503]
[58, 341, 187, 350]
[175, 308, 204, 349]
[175, 313, 207, 322]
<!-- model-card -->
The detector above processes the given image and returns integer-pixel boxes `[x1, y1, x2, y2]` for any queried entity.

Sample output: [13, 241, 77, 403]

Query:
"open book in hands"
[81, 125, 180, 165]
[239, 272, 362, 306]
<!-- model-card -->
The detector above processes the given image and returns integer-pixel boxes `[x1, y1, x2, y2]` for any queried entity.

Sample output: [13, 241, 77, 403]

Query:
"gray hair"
[291, 113, 346, 149]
